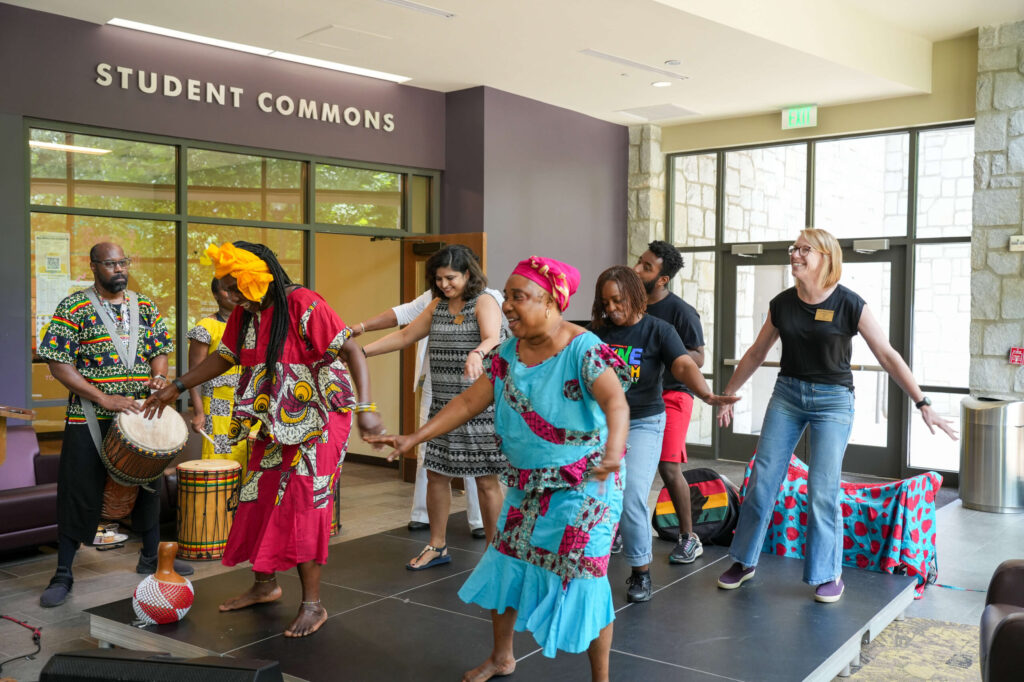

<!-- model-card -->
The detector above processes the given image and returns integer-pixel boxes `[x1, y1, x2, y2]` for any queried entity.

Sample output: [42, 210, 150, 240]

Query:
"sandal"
[406, 544, 451, 571]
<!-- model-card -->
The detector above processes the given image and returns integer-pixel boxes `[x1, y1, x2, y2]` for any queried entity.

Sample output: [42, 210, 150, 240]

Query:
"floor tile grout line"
[383, 595, 492, 623]
[614, 553, 729, 614]
[610, 648, 747, 681]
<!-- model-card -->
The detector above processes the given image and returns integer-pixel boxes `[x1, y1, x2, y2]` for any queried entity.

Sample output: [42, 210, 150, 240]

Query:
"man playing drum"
[38, 242, 193, 609]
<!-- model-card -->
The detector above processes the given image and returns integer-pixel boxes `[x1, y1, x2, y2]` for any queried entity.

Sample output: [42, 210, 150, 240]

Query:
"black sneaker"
[625, 570, 652, 603]
[610, 532, 623, 554]
[136, 552, 195, 576]
[669, 532, 704, 564]
[40, 569, 73, 608]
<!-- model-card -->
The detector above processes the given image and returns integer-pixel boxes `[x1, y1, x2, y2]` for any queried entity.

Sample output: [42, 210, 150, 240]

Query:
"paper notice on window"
[34, 232, 71, 342]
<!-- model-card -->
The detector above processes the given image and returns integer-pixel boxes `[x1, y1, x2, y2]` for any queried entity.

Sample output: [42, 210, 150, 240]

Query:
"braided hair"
[232, 241, 294, 379]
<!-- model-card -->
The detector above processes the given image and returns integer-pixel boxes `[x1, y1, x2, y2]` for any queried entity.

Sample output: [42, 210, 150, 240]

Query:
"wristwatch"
[172, 378, 187, 394]
[915, 396, 932, 409]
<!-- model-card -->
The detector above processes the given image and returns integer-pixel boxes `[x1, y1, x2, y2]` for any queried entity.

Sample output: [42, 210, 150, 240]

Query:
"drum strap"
[80, 398, 155, 493]
[84, 287, 140, 371]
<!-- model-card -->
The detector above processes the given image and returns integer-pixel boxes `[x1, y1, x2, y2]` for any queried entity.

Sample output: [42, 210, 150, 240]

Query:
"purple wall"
[443, 87, 628, 320]
[0, 3, 445, 169]
[442, 89, 486, 234]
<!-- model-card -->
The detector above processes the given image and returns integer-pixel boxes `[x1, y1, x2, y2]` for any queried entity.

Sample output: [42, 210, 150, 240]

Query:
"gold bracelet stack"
[354, 402, 378, 413]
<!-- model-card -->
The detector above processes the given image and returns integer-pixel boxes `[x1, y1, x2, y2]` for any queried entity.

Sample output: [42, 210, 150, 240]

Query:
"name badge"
[815, 309, 835, 322]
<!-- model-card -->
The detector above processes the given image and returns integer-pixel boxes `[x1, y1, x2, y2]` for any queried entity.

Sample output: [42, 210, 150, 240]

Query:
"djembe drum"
[176, 459, 242, 560]
[100, 404, 189, 520]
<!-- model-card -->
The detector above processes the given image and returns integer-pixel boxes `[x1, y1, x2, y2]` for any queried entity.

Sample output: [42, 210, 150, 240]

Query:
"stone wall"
[627, 125, 666, 264]
[971, 20, 1024, 399]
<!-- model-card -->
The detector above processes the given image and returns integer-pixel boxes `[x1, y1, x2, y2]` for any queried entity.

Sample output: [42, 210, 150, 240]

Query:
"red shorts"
[660, 390, 694, 463]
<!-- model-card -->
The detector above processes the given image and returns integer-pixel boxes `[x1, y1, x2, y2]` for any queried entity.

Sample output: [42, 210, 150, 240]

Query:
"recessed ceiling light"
[29, 140, 112, 155]
[652, 81, 672, 88]
[107, 18, 411, 83]
[664, 59, 681, 66]
[377, 0, 456, 18]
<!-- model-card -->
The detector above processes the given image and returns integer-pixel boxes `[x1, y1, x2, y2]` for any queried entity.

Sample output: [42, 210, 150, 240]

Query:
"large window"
[28, 124, 438, 432]
[668, 124, 972, 474]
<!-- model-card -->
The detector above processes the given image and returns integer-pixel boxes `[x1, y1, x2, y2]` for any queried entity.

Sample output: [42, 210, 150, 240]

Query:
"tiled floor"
[0, 458, 1018, 681]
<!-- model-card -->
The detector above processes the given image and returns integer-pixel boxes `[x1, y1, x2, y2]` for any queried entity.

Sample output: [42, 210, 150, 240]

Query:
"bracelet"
[471, 349, 485, 359]
[152, 374, 167, 381]
[358, 322, 366, 334]
[354, 402, 377, 413]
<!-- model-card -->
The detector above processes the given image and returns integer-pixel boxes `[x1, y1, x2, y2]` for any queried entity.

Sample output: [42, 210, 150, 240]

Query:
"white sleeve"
[393, 289, 433, 326]
[483, 287, 505, 306]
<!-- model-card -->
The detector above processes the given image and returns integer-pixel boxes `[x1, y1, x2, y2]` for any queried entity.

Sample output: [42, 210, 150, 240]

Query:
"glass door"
[717, 243, 906, 477]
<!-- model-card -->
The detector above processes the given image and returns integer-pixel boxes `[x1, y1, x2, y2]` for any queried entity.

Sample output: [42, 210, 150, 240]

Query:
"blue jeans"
[729, 376, 855, 585]
[620, 412, 666, 568]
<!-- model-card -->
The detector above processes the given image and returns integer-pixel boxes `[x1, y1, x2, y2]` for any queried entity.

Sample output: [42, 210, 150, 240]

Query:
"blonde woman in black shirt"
[715, 228, 956, 603]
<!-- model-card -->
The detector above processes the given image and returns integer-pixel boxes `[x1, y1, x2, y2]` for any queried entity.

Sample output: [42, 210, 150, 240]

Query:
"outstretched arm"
[718, 314, 779, 427]
[669, 354, 740, 407]
[363, 300, 437, 357]
[339, 337, 386, 440]
[858, 305, 957, 440]
[142, 352, 233, 417]
[365, 375, 495, 461]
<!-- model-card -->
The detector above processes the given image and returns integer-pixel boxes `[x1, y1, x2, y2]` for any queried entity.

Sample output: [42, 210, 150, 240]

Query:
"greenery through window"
[315, 164, 402, 228]
[188, 149, 304, 223]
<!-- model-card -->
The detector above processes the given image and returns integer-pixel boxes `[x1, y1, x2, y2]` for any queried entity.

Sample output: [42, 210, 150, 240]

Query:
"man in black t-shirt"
[634, 240, 706, 565]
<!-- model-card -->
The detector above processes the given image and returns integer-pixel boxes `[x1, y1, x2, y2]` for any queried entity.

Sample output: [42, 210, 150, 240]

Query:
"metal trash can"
[960, 397, 1024, 513]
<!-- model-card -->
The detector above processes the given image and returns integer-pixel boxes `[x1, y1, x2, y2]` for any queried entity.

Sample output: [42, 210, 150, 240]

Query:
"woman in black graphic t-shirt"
[590, 266, 737, 604]
[715, 228, 957, 604]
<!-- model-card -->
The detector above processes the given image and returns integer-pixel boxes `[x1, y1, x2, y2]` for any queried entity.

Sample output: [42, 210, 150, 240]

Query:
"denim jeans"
[729, 376, 855, 585]
[620, 412, 666, 567]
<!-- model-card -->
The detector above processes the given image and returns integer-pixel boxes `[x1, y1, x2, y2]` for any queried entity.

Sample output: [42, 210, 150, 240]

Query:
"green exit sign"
[782, 105, 818, 130]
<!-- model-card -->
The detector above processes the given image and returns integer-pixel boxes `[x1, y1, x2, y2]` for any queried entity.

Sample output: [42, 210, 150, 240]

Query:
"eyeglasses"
[92, 258, 132, 270]
[787, 245, 813, 257]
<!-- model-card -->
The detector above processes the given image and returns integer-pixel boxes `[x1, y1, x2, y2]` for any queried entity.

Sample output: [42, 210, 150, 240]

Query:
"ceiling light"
[29, 140, 111, 155]
[580, 49, 688, 81]
[652, 81, 672, 88]
[377, 0, 456, 18]
[664, 59, 681, 66]
[108, 19, 273, 55]
[108, 19, 411, 83]
[268, 52, 410, 83]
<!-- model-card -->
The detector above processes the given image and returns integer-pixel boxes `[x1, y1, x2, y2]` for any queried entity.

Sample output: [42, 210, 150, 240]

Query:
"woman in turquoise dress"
[370, 256, 630, 682]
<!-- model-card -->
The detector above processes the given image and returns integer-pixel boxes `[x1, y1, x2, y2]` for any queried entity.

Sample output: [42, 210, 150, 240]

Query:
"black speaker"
[40, 648, 283, 681]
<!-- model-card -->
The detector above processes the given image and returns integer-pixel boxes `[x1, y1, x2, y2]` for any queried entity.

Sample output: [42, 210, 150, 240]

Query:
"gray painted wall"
[0, 3, 445, 169]
[443, 87, 628, 320]
[0, 113, 29, 409]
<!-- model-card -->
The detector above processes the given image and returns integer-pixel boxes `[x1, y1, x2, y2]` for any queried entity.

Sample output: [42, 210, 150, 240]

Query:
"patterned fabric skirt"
[221, 413, 350, 574]
[458, 464, 625, 657]
[422, 395, 505, 477]
[200, 383, 249, 468]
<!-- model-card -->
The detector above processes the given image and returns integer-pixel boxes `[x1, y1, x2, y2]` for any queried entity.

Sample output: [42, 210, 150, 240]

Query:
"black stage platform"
[86, 512, 917, 681]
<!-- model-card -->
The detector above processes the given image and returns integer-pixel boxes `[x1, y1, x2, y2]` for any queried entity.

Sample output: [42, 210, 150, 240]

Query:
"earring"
[546, 307, 551, 319]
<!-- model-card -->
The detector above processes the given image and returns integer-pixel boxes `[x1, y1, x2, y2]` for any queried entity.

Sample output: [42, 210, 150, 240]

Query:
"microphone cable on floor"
[0, 614, 42, 675]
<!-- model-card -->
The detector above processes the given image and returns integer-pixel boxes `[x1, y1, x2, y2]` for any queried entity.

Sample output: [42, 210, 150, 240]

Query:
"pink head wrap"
[511, 256, 580, 312]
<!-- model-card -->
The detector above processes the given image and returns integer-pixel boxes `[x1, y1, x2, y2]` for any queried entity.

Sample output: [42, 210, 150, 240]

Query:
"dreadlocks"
[233, 241, 294, 380]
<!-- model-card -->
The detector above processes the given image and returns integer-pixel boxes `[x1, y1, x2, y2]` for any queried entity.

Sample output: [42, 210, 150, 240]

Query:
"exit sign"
[782, 105, 818, 130]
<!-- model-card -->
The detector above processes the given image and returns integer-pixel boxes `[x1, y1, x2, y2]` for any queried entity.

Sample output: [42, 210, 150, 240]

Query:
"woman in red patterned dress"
[145, 241, 384, 638]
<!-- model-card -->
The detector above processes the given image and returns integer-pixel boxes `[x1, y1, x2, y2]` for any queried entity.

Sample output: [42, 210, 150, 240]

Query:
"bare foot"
[283, 602, 328, 637]
[218, 581, 282, 612]
[461, 655, 516, 682]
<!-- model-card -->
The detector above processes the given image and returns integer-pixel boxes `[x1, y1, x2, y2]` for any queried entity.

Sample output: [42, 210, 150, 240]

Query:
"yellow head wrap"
[205, 243, 274, 302]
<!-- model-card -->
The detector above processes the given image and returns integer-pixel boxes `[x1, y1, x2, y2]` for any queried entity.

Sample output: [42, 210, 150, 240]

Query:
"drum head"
[118, 402, 188, 453]
[178, 459, 241, 473]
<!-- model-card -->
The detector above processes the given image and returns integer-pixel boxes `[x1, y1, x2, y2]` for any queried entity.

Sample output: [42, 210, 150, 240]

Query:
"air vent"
[580, 49, 688, 81]
[616, 104, 699, 122]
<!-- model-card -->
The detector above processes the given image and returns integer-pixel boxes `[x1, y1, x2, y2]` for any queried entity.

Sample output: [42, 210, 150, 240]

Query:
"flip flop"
[406, 544, 451, 571]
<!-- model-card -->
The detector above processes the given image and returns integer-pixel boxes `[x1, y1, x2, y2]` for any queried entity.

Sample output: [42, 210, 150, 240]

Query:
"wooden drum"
[176, 459, 242, 560]
[100, 404, 188, 520]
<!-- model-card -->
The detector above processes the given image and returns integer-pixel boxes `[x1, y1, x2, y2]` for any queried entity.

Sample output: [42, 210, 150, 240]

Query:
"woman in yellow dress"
[186, 278, 247, 467]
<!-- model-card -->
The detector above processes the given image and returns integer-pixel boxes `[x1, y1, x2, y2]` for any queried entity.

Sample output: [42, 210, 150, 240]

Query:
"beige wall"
[662, 34, 977, 153]
[314, 234, 402, 459]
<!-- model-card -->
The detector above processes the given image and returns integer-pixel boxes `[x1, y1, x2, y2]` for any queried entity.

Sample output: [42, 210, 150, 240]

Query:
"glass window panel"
[848, 370, 888, 447]
[315, 164, 402, 228]
[671, 250, 714, 446]
[410, 175, 430, 234]
[814, 133, 909, 238]
[842, 261, 891, 368]
[30, 212, 178, 405]
[188, 149, 304, 223]
[186, 225, 306, 333]
[723, 144, 806, 243]
[671, 154, 716, 247]
[907, 393, 962, 471]
[912, 243, 970, 388]
[916, 126, 974, 238]
[29, 128, 176, 213]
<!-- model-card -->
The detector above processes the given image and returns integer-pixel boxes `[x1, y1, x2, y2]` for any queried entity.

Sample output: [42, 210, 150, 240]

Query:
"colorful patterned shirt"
[37, 289, 173, 423]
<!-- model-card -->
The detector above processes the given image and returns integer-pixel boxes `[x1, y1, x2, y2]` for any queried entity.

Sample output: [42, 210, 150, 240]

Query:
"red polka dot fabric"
[740, 455, 941, 598]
